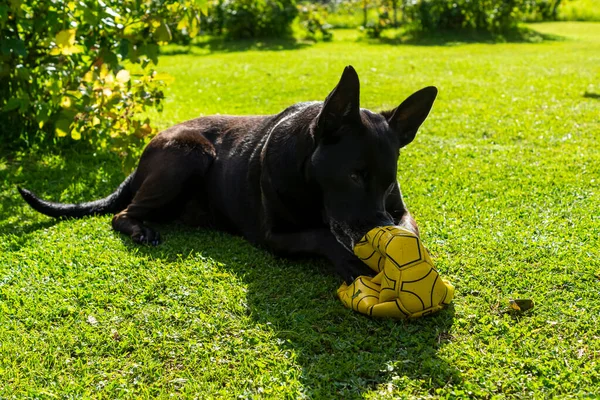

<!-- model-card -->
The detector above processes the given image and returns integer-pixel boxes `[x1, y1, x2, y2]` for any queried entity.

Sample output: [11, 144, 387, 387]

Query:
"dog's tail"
[18, 172, 135, 219]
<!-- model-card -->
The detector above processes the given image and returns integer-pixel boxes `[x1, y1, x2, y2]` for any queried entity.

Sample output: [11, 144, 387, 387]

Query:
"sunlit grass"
[1, 22, 599, 398]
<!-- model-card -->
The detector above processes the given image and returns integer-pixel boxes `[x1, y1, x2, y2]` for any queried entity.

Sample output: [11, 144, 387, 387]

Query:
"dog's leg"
[112, 170, 181, 245]
[112, 133, 215, 244]
[265, 229, 373, 282]
[386, 183, 419, 236]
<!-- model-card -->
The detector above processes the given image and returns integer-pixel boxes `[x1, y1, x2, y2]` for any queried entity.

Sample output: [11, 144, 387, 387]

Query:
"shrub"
[400, 0, 532, 33]
[364, 4, 393, 38]
[559, 0, 600, 21]
[321, 0, 367, 29]
[204, 0, 298, 39]
[524, 0, 564, 21]
[0, 0, 203, 166]
[297, 3, 333, 41]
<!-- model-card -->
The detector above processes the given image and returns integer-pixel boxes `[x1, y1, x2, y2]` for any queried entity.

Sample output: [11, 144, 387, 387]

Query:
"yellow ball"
[349, 226, 454, 319]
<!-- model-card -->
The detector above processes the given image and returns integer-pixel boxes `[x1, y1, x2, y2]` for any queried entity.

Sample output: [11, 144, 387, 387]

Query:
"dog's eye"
[350, 170, 367, 184]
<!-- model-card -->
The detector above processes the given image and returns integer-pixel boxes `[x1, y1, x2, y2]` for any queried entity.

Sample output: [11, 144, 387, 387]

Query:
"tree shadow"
[159, 46, 195, 56]
[3, 149, 459, 396]
[160, 36, 312, 56]
[125, 225, 460, 397]
[0, 148, 125, 238]
[195, 36, 311, 53]
[370, 26, 564, 47]
[583, 91, 600, 100]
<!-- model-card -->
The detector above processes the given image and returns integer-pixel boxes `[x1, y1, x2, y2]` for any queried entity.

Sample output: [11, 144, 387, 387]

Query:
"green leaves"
[203, 0, 298, 39]
[0, 38, 27, 57]
[403, 0, 532, 33]
[0, 0, 205, 166]
[153, 21, 173, 43]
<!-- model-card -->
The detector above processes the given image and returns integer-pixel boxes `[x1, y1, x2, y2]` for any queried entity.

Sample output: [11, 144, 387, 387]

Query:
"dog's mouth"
[328, 219, 365, 253]
[328, 213, 396, 253]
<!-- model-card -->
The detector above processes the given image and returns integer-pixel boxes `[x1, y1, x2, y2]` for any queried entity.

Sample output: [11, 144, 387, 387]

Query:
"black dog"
[19, 66, 437, 283]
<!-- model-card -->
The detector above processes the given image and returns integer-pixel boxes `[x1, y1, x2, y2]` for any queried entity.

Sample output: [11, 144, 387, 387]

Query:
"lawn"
[1, 22, 599, 398]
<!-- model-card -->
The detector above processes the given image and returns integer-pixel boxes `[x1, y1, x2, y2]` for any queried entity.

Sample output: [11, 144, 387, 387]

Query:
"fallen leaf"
[509, 299, 534, 312]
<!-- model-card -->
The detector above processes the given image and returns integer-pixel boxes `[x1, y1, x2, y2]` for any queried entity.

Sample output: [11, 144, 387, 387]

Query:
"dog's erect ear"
[315, 66, 361, 138]
[383, 86, 438, 148]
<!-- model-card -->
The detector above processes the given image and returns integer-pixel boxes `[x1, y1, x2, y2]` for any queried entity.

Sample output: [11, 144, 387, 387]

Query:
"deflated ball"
[338, 226, 454, 319]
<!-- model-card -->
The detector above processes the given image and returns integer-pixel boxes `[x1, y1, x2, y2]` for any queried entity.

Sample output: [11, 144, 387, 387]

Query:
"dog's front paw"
[132, 226, 161, 246]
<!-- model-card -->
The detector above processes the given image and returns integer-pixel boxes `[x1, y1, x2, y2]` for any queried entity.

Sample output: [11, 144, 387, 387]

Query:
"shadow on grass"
[126, 225, 460, 397]
[3, 149, 459, 396]
[160, 36, 311, 56]
[369, 26, 564, 46]
[196, 36, 311, 53]
[0, 148, 126, 238]
[583, 91, 600, 100]
[158, 26, 564, 59]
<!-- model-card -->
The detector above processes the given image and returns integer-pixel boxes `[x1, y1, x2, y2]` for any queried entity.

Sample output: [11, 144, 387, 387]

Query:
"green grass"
[2, 21, 600, 398]
[560, 0, 600, 21]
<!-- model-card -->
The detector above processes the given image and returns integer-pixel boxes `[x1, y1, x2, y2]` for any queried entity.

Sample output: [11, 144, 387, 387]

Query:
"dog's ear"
[383, 86, 438, 148]
[315, 66, 361, 139]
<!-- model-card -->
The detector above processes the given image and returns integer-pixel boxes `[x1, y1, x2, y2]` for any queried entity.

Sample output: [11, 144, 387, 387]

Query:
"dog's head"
[308, 66, 437, 251]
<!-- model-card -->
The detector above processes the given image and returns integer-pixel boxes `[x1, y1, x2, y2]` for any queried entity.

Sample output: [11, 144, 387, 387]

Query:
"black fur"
[18, 173, 134, 219]
[19, 66, 437, 282]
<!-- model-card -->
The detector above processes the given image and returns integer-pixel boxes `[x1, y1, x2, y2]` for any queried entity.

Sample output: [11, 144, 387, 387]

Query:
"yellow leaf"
[99, 64, 109, 79]
[60, 96, 72, 109]
[116, 69, 130, 83]
[139, 123, 153, 136]
[61, 45, 83, 55]
[177, 18, 188, 31]
[197, 0, 209, 15]
[83, 71, 93, 83]
[71, 129, 81, 140]
[55, 29, 76, 47]
[92, 116, 100, 126]
[53, 29, 82, 56]
[55, 119, 70, 137]
[123, 21, 145, 36]
[509, 299, 535, 312]
[104, 73, 114, 85]
[189, 15, 199, 38]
